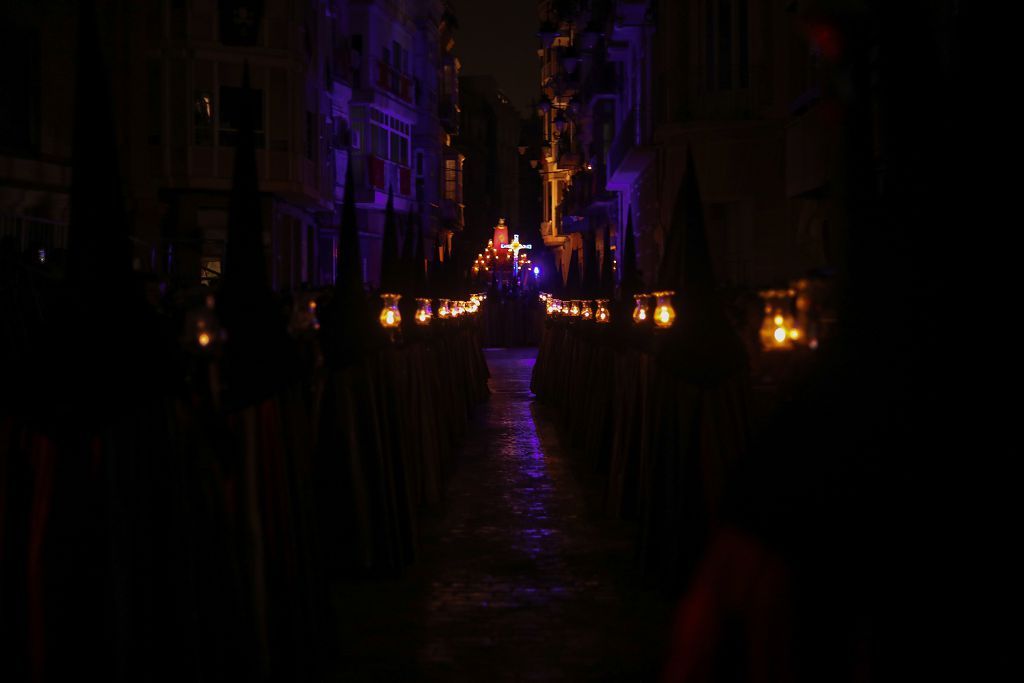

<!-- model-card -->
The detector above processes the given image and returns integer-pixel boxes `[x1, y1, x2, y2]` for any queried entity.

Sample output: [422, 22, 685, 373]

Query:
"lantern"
[569, 300, 580, 317]
[758, 287, 804, 350]
[553, 110, 568, 136]
[652, 291, 676, 329]
[595, 299, 610, 324]
[438, 299, 451, 318]
[632, 294, 650, 324]
[379, 293, 402, 329]
[580, 300, 593, 320]
[185, 293, 224, 351]
[415, 298, 433, 325]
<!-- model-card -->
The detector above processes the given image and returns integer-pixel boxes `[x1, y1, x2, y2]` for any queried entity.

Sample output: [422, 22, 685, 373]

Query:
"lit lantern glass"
[569, 300, 580, 317]
[632, 295, 650, 324]
[308, 298, 321, 331]
[595, 299, 610, 324]
[415, 298, 433, 325]
[186, 294, 224, 351]
[379, 293, 402, 329]
[580, 300, 593, 320]
[438, 299, 451, 318]
[652, 291, 676, 329]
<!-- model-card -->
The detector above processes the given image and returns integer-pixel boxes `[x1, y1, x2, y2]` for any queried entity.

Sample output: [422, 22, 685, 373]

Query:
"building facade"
[457, 75, 522, 252]
[0, 0, 464, 291]
[532, 0, 848, 295]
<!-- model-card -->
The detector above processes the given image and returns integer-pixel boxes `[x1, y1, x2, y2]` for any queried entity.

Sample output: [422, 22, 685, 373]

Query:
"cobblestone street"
[333, 348, 673, 681]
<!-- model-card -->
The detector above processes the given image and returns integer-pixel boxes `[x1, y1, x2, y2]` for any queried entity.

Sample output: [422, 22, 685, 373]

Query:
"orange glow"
[415, 298, 432, 325]
[774, 327, 787, 343]
[633, 295, 649, 324]
[198, 332, 211, 347]
[595, 299, 610, 324]
[379, 293, 402, 329]
[652, 291, 676, 329]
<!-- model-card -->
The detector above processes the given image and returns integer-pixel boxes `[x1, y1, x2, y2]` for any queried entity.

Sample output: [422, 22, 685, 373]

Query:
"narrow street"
[334, 348, 673, 681]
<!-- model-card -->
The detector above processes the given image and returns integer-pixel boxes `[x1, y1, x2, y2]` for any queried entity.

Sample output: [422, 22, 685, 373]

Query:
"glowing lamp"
[569, 300, 580, 317]
[580, 300, 593, 320]
[632, 295, 650, 324]
[652, 291, 676, 329]
[379, 293, 402, 329]
[438, 299, 451, 318]
[198, 331, 211, 347]
[595, 299, 610, 324]
[415, 298, 433, 325]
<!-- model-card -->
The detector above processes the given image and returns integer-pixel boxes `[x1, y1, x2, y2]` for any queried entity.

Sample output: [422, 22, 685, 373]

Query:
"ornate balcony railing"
[376, 60, 412, 102]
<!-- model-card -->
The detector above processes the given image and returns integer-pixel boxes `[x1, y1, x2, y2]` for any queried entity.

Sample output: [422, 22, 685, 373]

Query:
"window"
[703, 0, 749, 92]
[218, 0, 264, 46]
[306, 111, 316, 160]
[362, 107, 410, 166]
[194, 91, 213, 146]
[218, 86, 265, 147]
[0, 27, 41, 154]
[444, 157, 462, 202]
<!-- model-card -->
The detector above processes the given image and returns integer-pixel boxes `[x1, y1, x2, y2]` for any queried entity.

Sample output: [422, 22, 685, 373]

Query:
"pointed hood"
[222, 63, 269, 299]
[337, 151, 362, 294]
[601, 223, 615, 297]
[401, 205, 418, 292]
[47, 0, 169, 420]
[565, 247, 582, 297]
[621, 208, 642, 296]
[661, 149, 746, 383]
[379, 186, 401, 291]
[443, 237, 454, 296]
[582, 229, 599, 297]
[67, 0, 132, 292]
[662, 147, 716, 294]
[217, 62, 293, 407]
[412, 211, 427, 294]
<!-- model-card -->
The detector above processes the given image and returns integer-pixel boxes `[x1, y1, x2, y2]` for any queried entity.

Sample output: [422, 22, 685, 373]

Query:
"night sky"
[453, 0, 538, 115]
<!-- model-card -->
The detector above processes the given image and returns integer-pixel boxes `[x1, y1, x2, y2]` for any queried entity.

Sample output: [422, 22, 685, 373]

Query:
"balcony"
[376, 60, 412, 103]
[366, 154, 412, 196]
[440, 198, 464, 230]
[557, 150, 583, 172]
[439, 98, 460, 135]
[343, 154, 411, 205]
[557, 169, 616, 232]
[580, 62, 617, 107]
[607, 107, 654, 191]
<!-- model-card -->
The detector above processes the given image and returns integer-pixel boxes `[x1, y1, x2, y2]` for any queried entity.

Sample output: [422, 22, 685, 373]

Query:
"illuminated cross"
[501, 234, 532, 276]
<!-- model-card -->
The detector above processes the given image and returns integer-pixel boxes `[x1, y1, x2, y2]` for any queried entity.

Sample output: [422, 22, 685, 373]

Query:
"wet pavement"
[333, 348, 673, 681]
